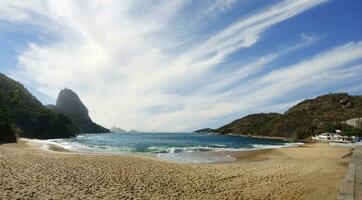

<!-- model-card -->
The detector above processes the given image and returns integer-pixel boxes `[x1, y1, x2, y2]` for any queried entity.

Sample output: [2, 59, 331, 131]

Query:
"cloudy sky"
[0, 0, 362, 132]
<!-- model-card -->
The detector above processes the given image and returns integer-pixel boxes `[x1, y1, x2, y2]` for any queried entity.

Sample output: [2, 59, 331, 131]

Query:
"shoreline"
[20, 138, 302, 164]
[0, 139, 352, 199]
[203, 131, 296, 142]
[226, 133, 294, 142]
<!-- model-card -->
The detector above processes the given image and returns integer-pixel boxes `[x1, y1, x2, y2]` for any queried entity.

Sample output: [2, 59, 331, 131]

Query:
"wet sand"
[0, 139, 352, 199]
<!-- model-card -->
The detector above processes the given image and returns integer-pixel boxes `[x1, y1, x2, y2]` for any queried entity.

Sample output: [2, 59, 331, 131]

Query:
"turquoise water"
[45, 132, 300, 163]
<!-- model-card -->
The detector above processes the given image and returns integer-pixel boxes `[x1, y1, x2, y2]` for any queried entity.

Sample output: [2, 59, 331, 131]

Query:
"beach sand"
[0, 140, 352, 200]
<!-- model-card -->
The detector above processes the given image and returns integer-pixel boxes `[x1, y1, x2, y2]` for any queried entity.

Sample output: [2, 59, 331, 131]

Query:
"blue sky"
[0, 0, 362, 131]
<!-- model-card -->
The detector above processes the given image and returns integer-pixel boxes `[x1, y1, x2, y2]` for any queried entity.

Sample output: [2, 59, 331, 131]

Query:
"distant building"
[313, 133, 332, 141]
[312, 131, 351, 143]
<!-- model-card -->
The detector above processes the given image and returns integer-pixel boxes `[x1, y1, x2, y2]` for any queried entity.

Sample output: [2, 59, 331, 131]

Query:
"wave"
[38, 139, 302, 154]
[37, 139, 130, 155]
[147, 142, 302, 154]
[29, 136, 303, 163]
[157, 153, 237, 164]
[154, 143, 302, 163]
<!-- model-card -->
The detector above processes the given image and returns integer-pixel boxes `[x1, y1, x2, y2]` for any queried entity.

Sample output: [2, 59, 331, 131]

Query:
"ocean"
[43, 132, 301, 163]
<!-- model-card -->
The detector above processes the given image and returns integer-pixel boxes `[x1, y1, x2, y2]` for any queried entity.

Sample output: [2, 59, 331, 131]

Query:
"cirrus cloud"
[1, 0, 361, 131]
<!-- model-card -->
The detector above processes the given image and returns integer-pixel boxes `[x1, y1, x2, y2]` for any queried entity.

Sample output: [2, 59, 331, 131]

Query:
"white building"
[312, 132, 332, 141]
[312, 131, 350, 143]
[331, 134, 349, 143]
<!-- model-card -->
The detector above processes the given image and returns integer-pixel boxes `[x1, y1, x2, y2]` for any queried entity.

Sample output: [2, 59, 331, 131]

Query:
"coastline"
[18, 138, 273, 164]
[227, 133, 293, 142]
[203, 131, 295, 142]
[0, 139, 352, 199]
[22, 137, 302, 164]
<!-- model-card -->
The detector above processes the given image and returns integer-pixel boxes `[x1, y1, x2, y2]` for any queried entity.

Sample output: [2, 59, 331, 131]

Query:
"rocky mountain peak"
[48, 88, 110, 133]
[56, 88, 89, 119]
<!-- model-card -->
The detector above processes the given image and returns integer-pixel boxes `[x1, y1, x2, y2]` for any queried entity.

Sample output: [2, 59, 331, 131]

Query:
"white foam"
[156, 142, 303, 163]
[24, 137, 303, 163]
[157, 152, 236, 164]
[251, 142, 302, 150]
[28, 138, 127, 155]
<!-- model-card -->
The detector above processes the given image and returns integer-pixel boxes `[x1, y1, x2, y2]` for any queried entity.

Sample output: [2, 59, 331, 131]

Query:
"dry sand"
[0, 140, 352, 200]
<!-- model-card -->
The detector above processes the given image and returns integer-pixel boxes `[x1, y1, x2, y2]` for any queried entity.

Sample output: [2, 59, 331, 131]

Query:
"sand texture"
[0, 140, 351, 200]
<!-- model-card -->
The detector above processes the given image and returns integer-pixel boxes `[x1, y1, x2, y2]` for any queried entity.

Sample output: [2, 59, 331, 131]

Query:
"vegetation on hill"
[196, 93, 362, 140]
[0, 110, 17, 143]
[0, 74, 79, 141]
[208, 113, 282, 136]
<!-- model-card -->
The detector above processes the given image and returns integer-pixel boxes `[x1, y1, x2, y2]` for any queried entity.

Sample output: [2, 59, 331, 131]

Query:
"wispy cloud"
[227, 41, 362, 104]
[2, 0, 360, 132]
[206, 0, 239, 14]
[141, 42, 362, 131]
[194, 33, 320, 95]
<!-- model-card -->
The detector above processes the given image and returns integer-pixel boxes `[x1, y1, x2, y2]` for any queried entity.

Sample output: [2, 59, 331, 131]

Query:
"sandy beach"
[0, 140, 352, 200]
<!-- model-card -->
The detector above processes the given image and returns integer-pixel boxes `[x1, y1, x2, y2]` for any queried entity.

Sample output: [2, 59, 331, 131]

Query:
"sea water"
[43, 132, 301, 163]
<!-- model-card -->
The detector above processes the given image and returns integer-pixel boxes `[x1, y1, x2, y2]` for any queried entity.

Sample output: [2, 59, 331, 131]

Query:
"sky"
[0, 0, 362, 132]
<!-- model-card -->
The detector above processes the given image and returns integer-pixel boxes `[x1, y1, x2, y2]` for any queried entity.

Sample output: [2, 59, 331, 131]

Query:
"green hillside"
[0, 74, 79, 141]
[196, 93, 362, 139]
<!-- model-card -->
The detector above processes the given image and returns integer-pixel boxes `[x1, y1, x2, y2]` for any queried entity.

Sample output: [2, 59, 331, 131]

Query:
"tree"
[1, 74, 80, 139]
[33, 111, 78, 139]
[0, 89, 4, 102]
[0, 111, 17, 143]
[9, 88, 21, 104]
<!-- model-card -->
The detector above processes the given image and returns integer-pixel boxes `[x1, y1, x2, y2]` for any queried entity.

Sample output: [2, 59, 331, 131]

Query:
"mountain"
[0, 73, 79, 141]
[110, 127, 127, 133]
[198, 113, 282, 136]
[47, 89, 110, 133]
[195, 93, 362, 140]
[129, 130, 140, 134]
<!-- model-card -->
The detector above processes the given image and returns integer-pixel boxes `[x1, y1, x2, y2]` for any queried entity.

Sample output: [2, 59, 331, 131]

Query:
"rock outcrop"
[47, 89, 110, 133]
[346, 118, 362, 129]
